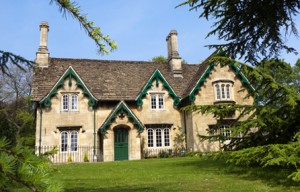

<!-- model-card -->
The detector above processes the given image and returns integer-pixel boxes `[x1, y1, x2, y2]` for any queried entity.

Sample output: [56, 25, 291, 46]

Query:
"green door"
[114, 128, 128, 161]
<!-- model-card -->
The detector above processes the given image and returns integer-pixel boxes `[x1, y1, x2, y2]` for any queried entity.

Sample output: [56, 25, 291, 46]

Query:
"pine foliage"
[50, 0, 117, 54]
[178, 0, 300, 64]
[182, 56, 300, 181]
[0, 137, 63, 192]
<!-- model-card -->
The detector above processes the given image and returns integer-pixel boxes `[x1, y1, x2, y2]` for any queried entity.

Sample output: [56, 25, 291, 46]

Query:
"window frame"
[149, 93, 165, 110]
[61, 93, 79, 112]
[70, 94, 78, 111]
[62, 94, 69, 111]
[60, 130, 79, 152]
[208, 124, 232, 142]
[146, 126, 171, 148]
[213, 81, 233, 102]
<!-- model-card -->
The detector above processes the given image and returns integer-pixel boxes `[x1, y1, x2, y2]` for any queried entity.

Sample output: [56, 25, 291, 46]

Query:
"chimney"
[166, 30, 182, 77]
[35, 22, 49, 67]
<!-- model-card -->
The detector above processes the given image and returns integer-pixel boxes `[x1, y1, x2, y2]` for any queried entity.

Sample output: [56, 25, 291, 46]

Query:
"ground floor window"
[60, 130, 78, 152]
[208, 124, 231, 141]
[146, 124, 171, 148]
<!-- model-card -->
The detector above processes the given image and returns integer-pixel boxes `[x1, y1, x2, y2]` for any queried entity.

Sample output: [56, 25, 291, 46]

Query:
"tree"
[150, 56, 188, 64]
[178, 0, 300, 65]
[183, 56, 300, 181]
[291, 59, 300, 93]
[0, 138, 63, 192]
[151, 56, 168, 63]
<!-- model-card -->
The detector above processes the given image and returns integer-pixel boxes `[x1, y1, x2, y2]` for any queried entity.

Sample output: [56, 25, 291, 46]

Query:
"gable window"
[214, 82, 233, 101]
[150, 94, 164, 110]
[71, 94, 78, 111]
[60, 130, 78, 152]
[62, 94, 69, 111]
[146, 124, 171, 148]
[62, 93, 78, 111]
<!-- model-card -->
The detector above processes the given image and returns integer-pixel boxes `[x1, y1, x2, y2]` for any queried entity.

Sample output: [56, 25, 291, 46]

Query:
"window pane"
[215, 84, 220, 100]
[220, 125, 231, 138]
[226, 84, 230, 99]
[71, 94, 78, 110]
[151, 95, 157, 109]
[164, 128, 170, 147]
[156, 129, 162, 147]
[61, 131, 68, 152]
[221, 84, 225, 99]
[70, 131, 78, 152]
[158, 95, 164, 109]
[147, 129, 154, 147]
[62, 94, 69, 111]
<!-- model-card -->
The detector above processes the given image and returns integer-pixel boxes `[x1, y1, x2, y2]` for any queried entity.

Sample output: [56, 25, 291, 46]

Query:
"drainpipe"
[93, 107, 97, 162]
[39, 104, 43, 155]
[183, 111, 187, 150]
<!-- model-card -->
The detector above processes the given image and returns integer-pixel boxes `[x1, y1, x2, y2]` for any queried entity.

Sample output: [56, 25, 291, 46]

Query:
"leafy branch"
[178, 0, 300, 65]
[50, 0, 117, 54]
[0, 50, 33, 75]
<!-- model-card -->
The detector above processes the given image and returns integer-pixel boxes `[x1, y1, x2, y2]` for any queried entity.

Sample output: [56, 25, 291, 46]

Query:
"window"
[147, 129, 154, 147]
[150, 94, 164, 110]
[146, 125, 171, 148]
[219, 125, 231, 138]
[61, 131, 68, 152]
[156, 129, 162, 147]
[62, 94, 69, 111]
[164, 128, 170, 147]
[62, 93, 78, 111]
[208, 124, 231, 141]
[60, 130, 78, 152]
[214, 82, 232, 101]
[71, 94, 78, 111]
[70, 131, 78, 151]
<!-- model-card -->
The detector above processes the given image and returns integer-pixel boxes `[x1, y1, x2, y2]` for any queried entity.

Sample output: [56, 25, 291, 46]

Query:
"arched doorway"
[114, 127, 129, 161]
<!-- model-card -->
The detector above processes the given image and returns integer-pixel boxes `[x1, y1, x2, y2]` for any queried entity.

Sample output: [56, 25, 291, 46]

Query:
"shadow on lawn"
[176, 157, 300, 188]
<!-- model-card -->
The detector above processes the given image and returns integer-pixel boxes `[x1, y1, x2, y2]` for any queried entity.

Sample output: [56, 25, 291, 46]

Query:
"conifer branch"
[50, 0, 117, 54]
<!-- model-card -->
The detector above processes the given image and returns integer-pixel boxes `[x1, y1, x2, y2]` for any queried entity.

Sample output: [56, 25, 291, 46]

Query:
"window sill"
[213, 100, 236, 104]
[60, 111, 80, 113]
[150, 109, 165, 112]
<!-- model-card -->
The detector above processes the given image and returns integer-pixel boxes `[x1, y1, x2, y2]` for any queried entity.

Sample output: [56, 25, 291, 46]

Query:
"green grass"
[53, 157, 299, 192]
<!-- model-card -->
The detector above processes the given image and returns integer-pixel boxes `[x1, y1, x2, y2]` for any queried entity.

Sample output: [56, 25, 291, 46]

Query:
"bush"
[84, 153, 89, 162]
[216, 140, 300, 182]
[158, 150, 172, 158]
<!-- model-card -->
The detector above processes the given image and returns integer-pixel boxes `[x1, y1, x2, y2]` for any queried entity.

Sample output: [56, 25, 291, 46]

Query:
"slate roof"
[31, 58, 207, 102]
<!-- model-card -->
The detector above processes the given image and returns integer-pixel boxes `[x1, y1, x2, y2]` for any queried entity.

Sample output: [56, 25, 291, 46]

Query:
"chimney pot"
[166, 30, 182, 77]
[35, 21, 49, 67]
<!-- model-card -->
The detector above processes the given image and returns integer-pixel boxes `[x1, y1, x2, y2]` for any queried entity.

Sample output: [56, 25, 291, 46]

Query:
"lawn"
[14, 157, 300, 192]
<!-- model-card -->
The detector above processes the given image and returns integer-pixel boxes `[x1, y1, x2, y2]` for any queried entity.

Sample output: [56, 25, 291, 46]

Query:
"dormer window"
[213, 80, 234, 102]
[150, 93, 164, 110]
[62, 93, 78, 111]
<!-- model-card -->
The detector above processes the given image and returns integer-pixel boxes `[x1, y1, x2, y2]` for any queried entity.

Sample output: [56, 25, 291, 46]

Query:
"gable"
[98, 101, 144, 135]
[39, 66, 97, 108]
[136, 69, 180, 106]
[186, 60, 254, 103]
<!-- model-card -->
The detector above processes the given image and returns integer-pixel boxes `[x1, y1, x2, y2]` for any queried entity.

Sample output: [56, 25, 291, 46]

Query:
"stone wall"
[190, 63, 254, 151]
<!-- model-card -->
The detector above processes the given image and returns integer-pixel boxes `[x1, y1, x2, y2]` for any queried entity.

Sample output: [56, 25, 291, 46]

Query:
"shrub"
[67, 155, 72, 162]
[84, 153, 89, 162]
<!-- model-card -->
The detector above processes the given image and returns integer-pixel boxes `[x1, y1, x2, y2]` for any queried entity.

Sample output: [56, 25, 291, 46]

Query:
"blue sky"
[0, 0, 299, 65]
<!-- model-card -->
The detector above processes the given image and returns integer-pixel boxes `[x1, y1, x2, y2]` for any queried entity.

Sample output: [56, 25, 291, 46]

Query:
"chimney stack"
[166, 30, 182, 77]
[35, 22, 49, 67]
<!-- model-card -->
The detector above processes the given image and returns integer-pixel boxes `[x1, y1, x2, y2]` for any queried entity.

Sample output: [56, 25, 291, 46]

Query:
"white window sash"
[147, 128, 170, 148]
[150, 93, 165, 110]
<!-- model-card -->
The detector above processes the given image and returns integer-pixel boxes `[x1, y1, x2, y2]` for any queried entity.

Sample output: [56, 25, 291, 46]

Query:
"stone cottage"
[31, 22, 254, 163]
